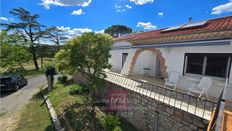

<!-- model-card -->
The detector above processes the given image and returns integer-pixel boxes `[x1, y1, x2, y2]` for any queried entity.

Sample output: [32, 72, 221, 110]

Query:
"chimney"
[188, 17, 192, 23]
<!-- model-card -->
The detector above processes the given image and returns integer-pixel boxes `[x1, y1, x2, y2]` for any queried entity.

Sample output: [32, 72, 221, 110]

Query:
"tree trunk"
[57, 43, 60, 51]
[56, 36, 60, 51]
[19, 63, 25, 71]
[41, 57, 43, 68]
[31, 45, 39, 70]
[90, 85, 97, 131]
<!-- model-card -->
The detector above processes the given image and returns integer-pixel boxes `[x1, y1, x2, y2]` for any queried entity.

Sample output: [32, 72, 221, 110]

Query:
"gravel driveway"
[0, 75, 47, 114]
[0, 75, 60, 131]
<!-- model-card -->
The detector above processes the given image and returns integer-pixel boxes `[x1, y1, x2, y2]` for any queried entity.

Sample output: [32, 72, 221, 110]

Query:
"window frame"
[183, 53, 232, 80]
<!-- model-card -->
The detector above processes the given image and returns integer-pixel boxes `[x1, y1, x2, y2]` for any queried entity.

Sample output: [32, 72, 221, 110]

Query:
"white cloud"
[116, 9, 126, 12]
[130, 0, 154, 5]
[0, 17, 14, 22]
[211, 1, 232, 15]
[157, 12, 164, 16]
[136, 22, 157, 30]
[71, 9, 84, 15]
[95, 29, 105, 34]
[40, 0, 92, 9]
[57, 26, 92, 38]
[126, 5, 132, 9]
[115, 4, 132, 12]
[115, 4, 122, 9]
[115, 4, 124, 12]
[0, 17, 8, 21]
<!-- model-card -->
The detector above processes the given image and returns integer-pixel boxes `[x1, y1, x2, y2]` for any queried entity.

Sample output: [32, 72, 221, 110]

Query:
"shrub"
[45, 65, 56, 76]
[69, 85, 83, 95]
[58, 75, 68, 84]
[64, 104, 93, 131]
[101, 115, 121, 131]
[113, 126, 123, 131]
[64, 108, 80, 130]
[79, 84, 89, 94]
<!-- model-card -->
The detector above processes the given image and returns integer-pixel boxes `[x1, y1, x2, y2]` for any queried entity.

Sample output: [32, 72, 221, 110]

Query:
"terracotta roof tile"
[114, 16, 232, 45]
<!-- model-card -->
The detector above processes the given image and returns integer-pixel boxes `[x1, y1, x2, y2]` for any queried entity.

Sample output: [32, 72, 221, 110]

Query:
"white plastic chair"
[188, 77, 212, 99]
[164, 71, 180, 90]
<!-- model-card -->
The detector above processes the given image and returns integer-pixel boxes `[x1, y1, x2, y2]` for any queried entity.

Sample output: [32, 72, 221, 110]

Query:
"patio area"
[104, 70, 232, 120]
[126, 75, 232, 102]
[127, 75, 232, 111]
[105, 71, 217, 120]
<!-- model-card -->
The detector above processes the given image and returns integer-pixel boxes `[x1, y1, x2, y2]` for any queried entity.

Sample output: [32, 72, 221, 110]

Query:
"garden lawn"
[48, 82, 84, 115]
[16, 89, 54, 131]
[0, 58, 54, 78]
[48, 82, 87, 130]
[48, 81, 139, 131]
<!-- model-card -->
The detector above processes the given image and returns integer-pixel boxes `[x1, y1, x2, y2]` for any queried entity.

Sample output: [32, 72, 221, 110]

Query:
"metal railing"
[207, 77, 230, 131]
[208, 90, 224, 130]
[104, 71, 217, 120]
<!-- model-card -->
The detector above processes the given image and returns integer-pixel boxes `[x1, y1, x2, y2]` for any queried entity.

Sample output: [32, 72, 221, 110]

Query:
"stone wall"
[99, 82, 209, 131]
[73, 73, 209, 131]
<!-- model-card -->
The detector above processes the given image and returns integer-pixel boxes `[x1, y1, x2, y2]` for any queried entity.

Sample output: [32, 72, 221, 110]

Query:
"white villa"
[108, 16, 232, 101]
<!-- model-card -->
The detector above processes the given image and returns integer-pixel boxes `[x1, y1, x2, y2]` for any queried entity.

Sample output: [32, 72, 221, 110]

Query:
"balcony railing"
[104, 71, 217, 120]
[207, 77, 230, 130]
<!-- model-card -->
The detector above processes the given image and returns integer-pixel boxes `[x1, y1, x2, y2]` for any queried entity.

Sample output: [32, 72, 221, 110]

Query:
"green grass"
[0, 112, 7, 118]
[48, 82, 139, 131]
[0, 69, 44, 78]
[49, 82, 99, 130]
[48, 82, 84, 115]
[21, 69, 44, 78]
[49, 82, 88, 130]
[0, 58, 54, 78]
[16, 89, 54, 131]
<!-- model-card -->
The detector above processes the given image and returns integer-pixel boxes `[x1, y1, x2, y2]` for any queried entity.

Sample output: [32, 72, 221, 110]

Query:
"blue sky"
[1, 0, 232, 37]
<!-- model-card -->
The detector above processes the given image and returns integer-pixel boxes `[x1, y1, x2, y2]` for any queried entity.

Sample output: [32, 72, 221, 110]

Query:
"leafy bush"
[58, 75, 67, 84]
[69, 85, 83, 95]
[64, 103, 94, 131]
[113, 126, 123, 131]
[0, 31, 31, 71]
[79, 84, 89, 93]
[64, 108, 80, 130]
[45, 65, 56, 76]
[101, 115, 121, 131]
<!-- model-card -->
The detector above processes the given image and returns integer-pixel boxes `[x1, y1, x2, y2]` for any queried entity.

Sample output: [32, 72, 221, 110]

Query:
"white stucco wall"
[159, 42, 232, 100]
[109, 40, 232, 100]
[109, 49, 129, 73]
[120, 49, 137, 75]
[113, 41, 131, 47]
[109, 41, 132, 73]
[133, 50, 158, 77]
[159, 44, 232, 78]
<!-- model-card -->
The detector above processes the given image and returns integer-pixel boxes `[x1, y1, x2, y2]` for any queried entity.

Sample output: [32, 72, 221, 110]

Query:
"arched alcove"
[128, 48, 168, 79]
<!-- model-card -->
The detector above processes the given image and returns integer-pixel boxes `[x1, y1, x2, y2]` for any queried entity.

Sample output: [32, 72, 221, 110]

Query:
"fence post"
[215, 78, 228, 130]
[47, 75, 52, 92]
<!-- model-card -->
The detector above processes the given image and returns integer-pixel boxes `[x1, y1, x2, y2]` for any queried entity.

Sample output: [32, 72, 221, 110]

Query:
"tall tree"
[104, 25, 132, 38]
[45, 27, 68, 50]
[55, 32, 112, 129]
[0, 31, 31, 71]
[36, 45, 59, 68]
[1, 7, 45, 70]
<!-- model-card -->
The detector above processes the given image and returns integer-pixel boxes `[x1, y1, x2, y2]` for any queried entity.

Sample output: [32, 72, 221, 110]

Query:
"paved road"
[0, 75, 47, 114]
